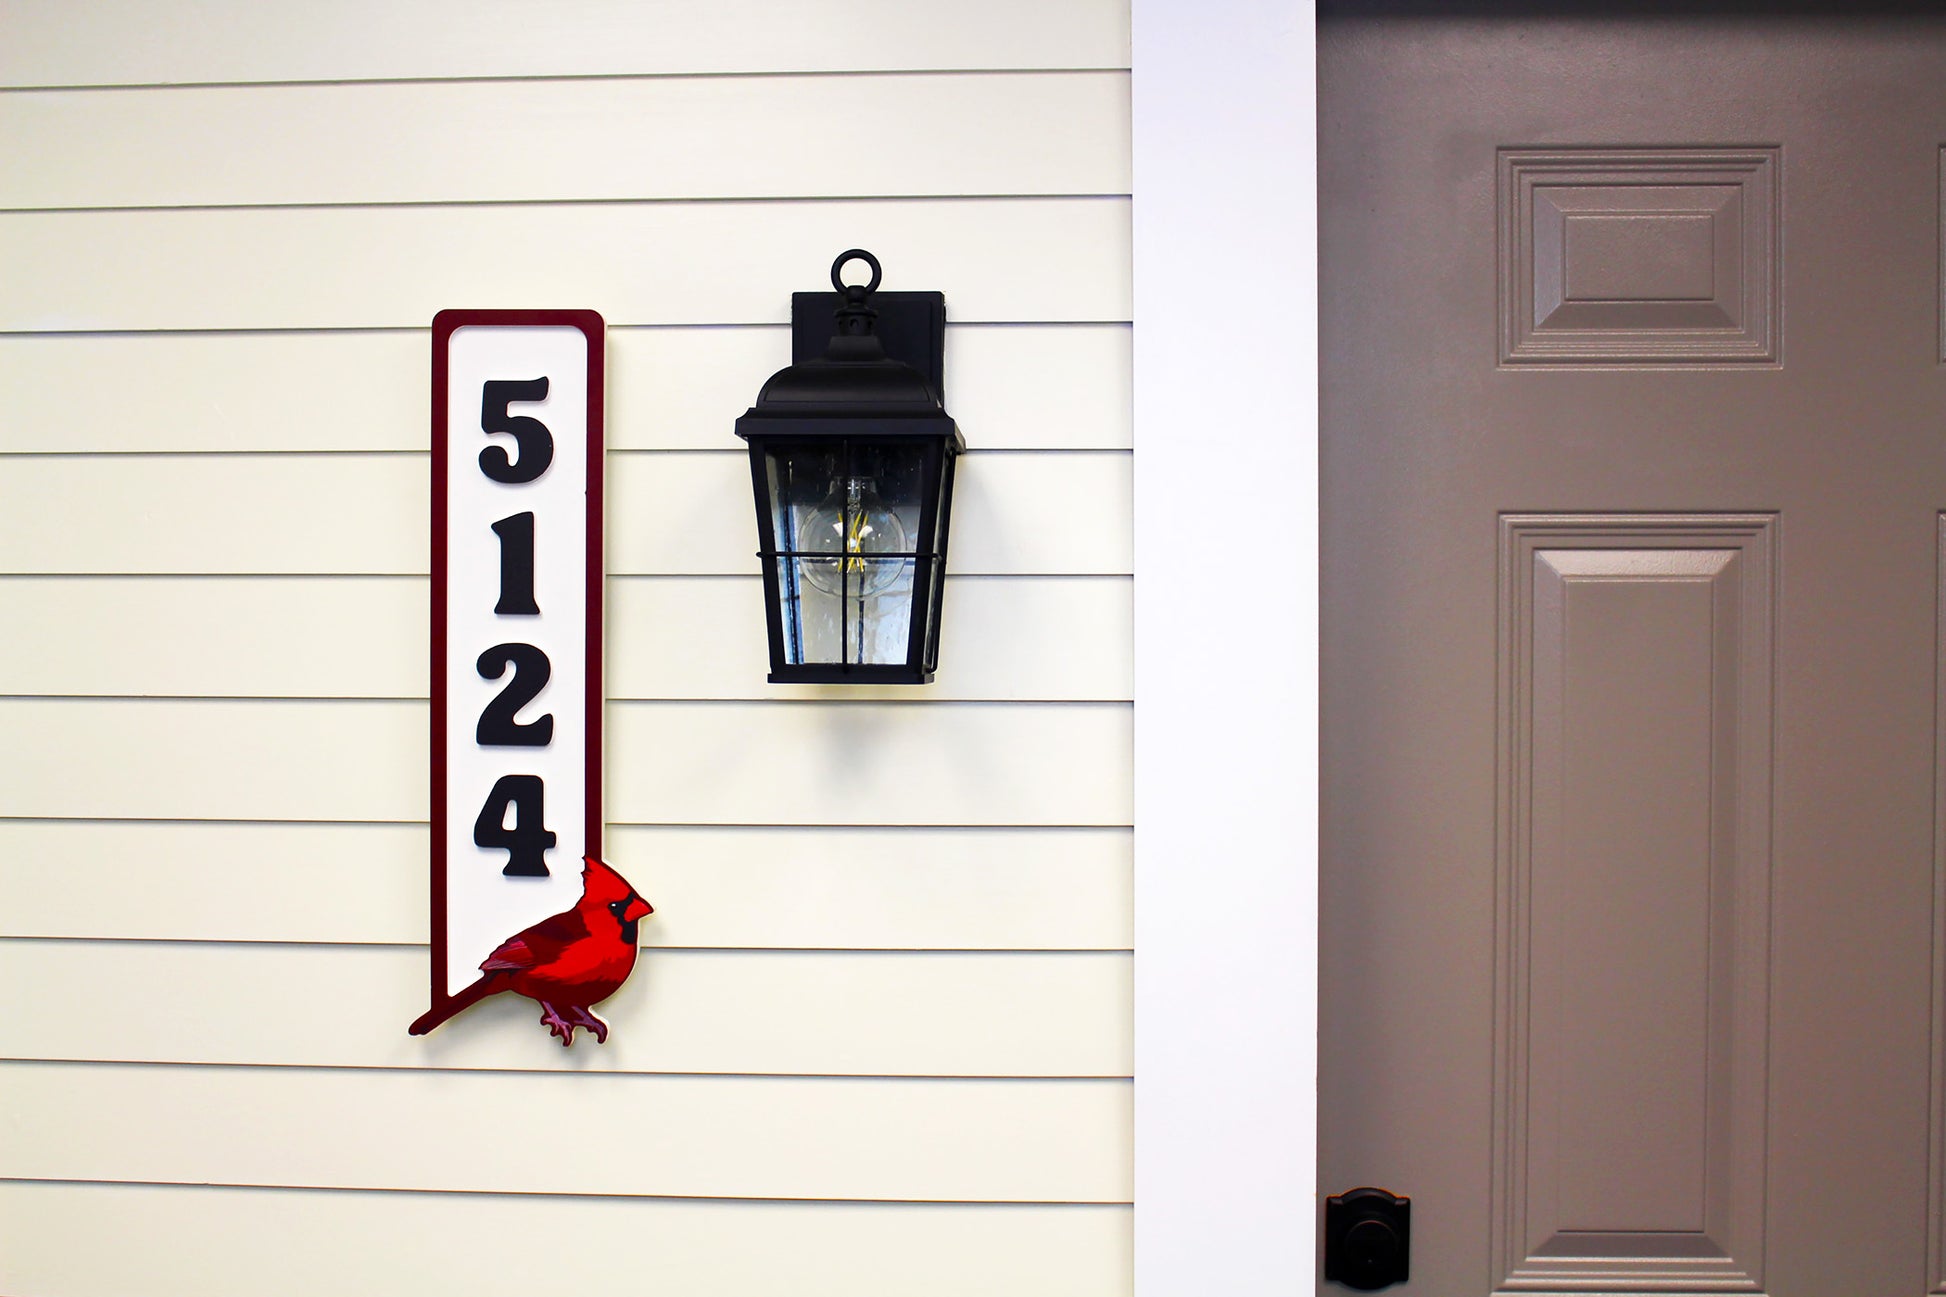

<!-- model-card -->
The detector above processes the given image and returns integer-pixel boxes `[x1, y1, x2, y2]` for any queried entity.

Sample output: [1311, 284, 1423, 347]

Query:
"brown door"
[1321, 10, 1946, 1294]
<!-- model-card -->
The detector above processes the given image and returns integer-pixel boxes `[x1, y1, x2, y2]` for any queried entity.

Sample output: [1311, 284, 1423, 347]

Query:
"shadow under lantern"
[736, 249, 965, 684]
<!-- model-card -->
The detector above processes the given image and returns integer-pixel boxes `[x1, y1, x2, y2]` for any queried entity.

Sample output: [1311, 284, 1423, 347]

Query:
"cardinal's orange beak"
[624, 895, 654, 923]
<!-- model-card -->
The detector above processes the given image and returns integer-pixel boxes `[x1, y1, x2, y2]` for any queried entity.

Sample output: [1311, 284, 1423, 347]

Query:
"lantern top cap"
[742, 248, 951, 419]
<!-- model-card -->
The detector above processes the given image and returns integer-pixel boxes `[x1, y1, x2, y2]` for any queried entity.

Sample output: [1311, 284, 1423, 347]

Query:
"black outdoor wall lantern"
[736, 249, 965, 684]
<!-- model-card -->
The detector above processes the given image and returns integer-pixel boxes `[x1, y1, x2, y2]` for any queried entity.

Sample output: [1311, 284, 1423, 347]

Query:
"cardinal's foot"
[537, 1003, 577, 1047]
[566, 1005, 610, 1044]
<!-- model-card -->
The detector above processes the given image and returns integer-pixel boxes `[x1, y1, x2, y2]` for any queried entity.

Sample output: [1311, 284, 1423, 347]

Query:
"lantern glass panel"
[763, 440, 928, 669]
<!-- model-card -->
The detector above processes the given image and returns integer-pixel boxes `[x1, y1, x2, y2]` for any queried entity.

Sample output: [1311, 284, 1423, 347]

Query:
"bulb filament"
[839, 478, 874, 576]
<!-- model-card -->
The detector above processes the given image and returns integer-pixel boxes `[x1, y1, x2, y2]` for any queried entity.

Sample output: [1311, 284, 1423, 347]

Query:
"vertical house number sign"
[417, 309, 607, 1035]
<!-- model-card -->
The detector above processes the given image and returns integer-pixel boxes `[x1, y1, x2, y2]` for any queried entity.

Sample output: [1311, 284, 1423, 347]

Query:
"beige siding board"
[0, 577, 429, 698]
[622, 826, 1134, 951]
[0, 575, 1132, 701]
[0, 822, 431, 945]
[0, 325, 1133, 453]
[1, 0, 1131, 86]
[0, 821, 1133, 949]
[0, 455, 429, 574]
[1, 74, 1130, 210]
[0, 330, 435, 453]
[0, 698, 422, 821]
[946, 325, 1135, 453]
[0, 699, 1134, 825]
[613, 701, 1134, 826]
[0, 199, 1131, 332]
[0, 452, 1132, 576]
[0, 942, 1132, 1077]
[0, 1063, 1134, 1202]
[0, 1183, 1133, 1297]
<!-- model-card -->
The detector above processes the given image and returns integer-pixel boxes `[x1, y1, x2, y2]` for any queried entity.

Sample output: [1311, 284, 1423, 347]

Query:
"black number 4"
[473, 774, 557, 877]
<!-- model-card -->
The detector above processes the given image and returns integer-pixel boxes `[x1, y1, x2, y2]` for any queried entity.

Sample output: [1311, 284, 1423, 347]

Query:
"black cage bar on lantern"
[736, 250, 965, 684]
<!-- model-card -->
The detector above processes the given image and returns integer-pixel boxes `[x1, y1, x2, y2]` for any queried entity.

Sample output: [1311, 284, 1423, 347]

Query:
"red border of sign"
[426, 308, 605, 1019]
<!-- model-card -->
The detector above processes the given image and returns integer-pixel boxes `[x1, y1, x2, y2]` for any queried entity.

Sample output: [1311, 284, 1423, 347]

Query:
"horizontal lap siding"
[0, 451, 1134, 575]
[1, 0, 1129, 84]
[0, 821, 1133, 949]
[0, 1064, 1132, 1201]
[0, 942, 1132, 1076]
[0, 74, 1131, 207]
[1, 7, 1133, 1293]
[0, 326, 1134, 452]
[0, 1185, 1132, 1297]
[0, 200, 1130, 331]
[0, 575, 1135, 700]
[0, 698, 1135, 824]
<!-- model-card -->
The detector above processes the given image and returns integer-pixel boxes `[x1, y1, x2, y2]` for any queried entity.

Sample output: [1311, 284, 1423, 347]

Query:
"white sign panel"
[421, 309, 605, 1021]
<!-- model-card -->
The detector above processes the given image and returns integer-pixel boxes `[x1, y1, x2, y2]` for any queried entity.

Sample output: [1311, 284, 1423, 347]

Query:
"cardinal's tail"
[408, 972, 507, 1036]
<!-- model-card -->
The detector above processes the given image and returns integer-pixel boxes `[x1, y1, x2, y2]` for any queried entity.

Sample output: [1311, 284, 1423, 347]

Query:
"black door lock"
[1324, 1186, 1410, 1290]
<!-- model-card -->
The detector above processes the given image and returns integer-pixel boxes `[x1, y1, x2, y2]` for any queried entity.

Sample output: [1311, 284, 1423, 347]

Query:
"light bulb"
[797, 477, 910, 596]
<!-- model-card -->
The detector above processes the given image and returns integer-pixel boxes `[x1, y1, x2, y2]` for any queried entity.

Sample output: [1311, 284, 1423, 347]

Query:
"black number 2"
[473, 774, 556, 877]
[476, 643, 554, 747]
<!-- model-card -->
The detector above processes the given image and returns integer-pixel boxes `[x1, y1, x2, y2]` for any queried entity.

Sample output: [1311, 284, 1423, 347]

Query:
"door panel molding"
[1929, 514, 1946, 1296]
[1937, 148, 1946, 368]
[1495, 513, 1775, 1294]
[1498, 148, 1781, 368]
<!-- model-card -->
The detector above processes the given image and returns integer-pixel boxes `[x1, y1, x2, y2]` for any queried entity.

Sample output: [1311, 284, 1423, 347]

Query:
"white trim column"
[1132, 1, 1319, 1291]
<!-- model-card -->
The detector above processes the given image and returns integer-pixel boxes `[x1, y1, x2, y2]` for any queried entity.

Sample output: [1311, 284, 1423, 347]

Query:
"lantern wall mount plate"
[736, 249, 966, 685]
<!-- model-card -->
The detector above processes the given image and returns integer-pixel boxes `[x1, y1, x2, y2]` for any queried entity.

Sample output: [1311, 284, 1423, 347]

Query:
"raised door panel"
[1496, 517, 1772, 1292]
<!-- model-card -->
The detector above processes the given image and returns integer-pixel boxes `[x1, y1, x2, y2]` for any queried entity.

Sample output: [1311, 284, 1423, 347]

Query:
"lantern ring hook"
[830, 248, 883, 297]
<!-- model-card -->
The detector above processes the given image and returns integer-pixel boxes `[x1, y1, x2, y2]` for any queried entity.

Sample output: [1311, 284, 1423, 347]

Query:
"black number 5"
[480, 377, 554, 483]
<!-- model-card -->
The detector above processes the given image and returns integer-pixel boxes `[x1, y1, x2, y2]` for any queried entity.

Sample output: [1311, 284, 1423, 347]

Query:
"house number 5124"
[473, 377, 558, 877]
[428, 310, 606, 1015]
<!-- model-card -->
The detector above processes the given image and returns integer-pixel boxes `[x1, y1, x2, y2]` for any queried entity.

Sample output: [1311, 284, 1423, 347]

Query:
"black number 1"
[491, 512, 539, 615]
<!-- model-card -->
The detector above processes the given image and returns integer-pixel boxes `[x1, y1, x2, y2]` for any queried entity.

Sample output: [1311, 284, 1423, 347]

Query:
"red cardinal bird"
[409, 856, 653, 1047]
